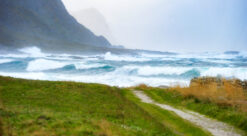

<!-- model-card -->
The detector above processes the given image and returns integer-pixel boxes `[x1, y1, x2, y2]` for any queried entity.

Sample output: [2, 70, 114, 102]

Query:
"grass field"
[0, 76, 210, 136]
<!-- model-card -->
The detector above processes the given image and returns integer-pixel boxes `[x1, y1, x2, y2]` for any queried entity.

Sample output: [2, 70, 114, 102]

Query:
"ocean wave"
[140, 52, 247, 62]
[109, 66, 200, 79]
[111, 66, 247, 81]
[140, 53, 173, 58]
[104, 52, 150, 62]
[0, 71, 190, 87]
[136, 66, 247, 80]
[46, 54, 100, 61]
[0, 47, 48, 59]
[202, 59, 232, 64]
[26, 58, 111, 72]
[74, 63, 108, 70]
[19, 46, 49, 58]
[201, 67, 247, 80]
[0, 72, 48, 80]
[26, 59, 69, 72]
[175, 52, 241, 60]
[137, 66, 192, 76]
[115, 66, 195, 76]
[0, 54, 29, 58]
[0, 59, 15, 64]
[0, 50, 247, 87]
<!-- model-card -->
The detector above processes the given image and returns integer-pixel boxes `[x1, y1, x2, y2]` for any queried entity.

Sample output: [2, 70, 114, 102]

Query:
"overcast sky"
[62, 0, 247, 52]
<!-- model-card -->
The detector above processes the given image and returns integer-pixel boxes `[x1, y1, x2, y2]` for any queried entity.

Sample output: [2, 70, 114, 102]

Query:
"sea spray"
[0, 47, 246, 87]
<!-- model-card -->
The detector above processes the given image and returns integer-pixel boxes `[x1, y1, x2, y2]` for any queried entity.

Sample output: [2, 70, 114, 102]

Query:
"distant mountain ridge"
[0, 0, 111, 51]
[72, 8, 117, 45]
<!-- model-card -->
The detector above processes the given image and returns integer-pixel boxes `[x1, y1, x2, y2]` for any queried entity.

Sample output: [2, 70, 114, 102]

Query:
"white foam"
[6, 67, 247, 87]
[201, 67, 247, 80]
[176, 52, 238, 59]
[138, 66, 192, 76]
[140, 53, 172, 58]
[53, 73, 190, 87]
[19, 46, 48, 58]
[118, 66, 193, 76]
[74, 63, 107, 70]
[203, 59, 232, 64]
[0, 47, 47, 59]
[0, 71, 190, 87]
[27, 59, 68, 71]
[0, 54, 29, 58]
[0, 51, 246, 88]
[47, 54, 99, 61]
[239, 51, 247, 58]
[0, 72, 48, 80]
[0, 59, 14, 64]
[104, 52, 150, 62]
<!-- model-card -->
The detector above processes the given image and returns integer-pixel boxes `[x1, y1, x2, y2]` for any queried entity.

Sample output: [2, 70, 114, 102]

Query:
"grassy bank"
[0, 76, 211, 136]
[135, 80, 247, 134]
[0, 76, 174, 136]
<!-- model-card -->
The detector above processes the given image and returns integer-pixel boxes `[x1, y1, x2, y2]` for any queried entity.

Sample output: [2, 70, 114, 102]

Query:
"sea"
[0, 47, 246, 87]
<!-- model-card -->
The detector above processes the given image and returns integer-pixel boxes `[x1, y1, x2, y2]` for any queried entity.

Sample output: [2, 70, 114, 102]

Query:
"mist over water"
[0, 47, 246, 87]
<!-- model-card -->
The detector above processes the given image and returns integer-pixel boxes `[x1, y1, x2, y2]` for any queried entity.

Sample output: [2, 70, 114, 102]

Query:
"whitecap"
[0, 72, 48, 80]
[104, 52, 150, 62]
[118, 66, 193, 76]
[0, 54, 29, 58]
[140, 53, 172, 58]
[52, 73, 190, 87]
[74, 63, 107, 70]
[18, 46, 49, 58]
[176, 52, 239, 60]
[201, 67, 247, 80]
[26, 59, 69, 71]
[0, 59, 14, 64]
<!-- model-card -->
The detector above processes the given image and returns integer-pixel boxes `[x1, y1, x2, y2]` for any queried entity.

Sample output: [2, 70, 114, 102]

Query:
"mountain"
[0, 0, 112, 52]
[71, 8, 117, 45]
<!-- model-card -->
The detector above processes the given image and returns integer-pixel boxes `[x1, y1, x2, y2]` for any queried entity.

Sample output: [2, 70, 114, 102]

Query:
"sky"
[62, 0, 247, 52]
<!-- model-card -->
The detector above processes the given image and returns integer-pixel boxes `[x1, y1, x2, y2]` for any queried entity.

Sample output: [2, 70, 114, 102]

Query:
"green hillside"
[0, 76, 209, 136]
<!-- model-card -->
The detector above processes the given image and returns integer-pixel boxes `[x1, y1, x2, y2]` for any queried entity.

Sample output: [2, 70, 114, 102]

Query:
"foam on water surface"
[104, 52, 150, 62]
[0, 59, 15, 64]
[0, 47, 247, 87]
[26, 59, 69, 71]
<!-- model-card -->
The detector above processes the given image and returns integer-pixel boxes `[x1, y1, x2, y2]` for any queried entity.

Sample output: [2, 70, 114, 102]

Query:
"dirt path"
[133, 90, 243, 136]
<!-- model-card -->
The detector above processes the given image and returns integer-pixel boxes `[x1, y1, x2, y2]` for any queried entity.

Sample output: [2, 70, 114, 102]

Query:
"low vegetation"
[1, 76, 246, 136]
[0, 76, 175, 136]
[176, 77, 247, 110]
[0, 76, 212, 136]
[135, 77, 247, 134]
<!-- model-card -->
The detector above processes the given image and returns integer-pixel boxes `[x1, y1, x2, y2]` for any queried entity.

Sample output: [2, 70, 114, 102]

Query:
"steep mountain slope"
[0, 0, 111, 51]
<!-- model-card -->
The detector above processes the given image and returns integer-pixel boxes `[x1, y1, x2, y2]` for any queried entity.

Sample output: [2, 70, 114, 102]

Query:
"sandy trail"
[133, 90, 243, 136]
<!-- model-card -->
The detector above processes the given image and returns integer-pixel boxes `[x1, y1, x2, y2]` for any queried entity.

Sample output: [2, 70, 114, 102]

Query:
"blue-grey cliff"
[0, 0, 111, 52]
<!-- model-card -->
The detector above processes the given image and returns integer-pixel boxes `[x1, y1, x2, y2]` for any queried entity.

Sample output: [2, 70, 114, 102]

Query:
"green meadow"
[1, 76, 245, 136]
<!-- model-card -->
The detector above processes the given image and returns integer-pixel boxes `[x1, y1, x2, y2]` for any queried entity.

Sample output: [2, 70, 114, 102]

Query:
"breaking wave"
[27, 59, 68, 71]
[104, 52, 150, 62]
[0, 47, 246, 87]
[0, 59, 15, 64]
